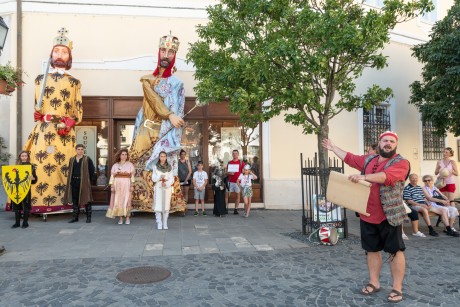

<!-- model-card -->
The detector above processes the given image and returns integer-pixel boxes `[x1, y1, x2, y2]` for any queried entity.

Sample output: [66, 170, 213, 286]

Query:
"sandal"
[361, 283, 381, 296]
[387, 289, 403, 303]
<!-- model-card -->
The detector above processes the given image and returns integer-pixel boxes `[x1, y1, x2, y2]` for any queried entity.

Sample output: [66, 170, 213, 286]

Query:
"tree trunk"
[317, 122, 329, 196]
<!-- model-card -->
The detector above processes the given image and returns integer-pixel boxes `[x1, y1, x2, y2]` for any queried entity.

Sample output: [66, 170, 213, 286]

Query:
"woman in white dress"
[152, 151, 174, 230]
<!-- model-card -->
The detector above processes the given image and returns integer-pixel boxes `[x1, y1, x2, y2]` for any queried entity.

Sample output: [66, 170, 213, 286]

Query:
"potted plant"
[0, 62, 25, 95]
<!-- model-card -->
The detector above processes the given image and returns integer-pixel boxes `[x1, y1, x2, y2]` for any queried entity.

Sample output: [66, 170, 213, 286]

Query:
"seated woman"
[422, 174, 459, 237]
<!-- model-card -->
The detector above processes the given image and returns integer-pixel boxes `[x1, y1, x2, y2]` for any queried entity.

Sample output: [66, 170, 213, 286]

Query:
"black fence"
[300, 153, 348, 238]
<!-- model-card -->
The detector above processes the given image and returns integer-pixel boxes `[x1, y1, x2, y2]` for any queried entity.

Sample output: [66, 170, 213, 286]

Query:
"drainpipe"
[16, 0, 22, 153]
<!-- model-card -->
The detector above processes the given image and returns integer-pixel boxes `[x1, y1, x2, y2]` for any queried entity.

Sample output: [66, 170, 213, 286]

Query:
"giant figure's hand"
[62, 117, 77, 128]
[57, 117, 77, 136]
[168, 113, 185, 128]
[34, 111, 44, 122]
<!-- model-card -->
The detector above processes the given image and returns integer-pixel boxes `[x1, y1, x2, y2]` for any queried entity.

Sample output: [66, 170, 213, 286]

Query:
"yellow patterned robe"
[24, 72, 82, 213]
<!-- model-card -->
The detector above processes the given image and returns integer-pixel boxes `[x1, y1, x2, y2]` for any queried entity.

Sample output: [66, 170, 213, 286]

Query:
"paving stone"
[0, 211, 458, 305]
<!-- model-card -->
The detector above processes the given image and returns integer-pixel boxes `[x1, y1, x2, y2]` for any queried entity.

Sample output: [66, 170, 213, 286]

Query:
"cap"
[379, 131, 398, 141]
[244, 164, 251, 170]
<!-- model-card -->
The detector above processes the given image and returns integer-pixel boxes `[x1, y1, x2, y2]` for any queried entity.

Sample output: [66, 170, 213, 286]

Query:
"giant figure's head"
[49, 27, 73, 70]
[153, 33, 180, 78]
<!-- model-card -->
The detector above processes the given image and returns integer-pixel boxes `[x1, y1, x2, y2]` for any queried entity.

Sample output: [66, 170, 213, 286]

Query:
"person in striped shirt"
[403, 174, 438, 237]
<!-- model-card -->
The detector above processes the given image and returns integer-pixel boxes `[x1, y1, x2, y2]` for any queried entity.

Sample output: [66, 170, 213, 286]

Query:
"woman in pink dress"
[106, 149, 135, 224]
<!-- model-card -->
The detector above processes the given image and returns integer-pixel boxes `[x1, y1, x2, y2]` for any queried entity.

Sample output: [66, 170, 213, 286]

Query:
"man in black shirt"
[64, 144, 96, 223]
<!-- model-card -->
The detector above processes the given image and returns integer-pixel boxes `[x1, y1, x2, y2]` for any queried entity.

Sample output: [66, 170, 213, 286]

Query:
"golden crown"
[159, 32, 180, 52]
[53, 27, 73, 49]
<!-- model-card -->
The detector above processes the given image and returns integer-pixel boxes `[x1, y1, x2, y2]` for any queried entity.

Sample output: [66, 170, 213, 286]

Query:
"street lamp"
[0, 16, 9, 55]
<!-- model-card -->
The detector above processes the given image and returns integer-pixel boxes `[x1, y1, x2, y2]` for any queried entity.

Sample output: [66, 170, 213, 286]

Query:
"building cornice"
[0, 0, 216, 18]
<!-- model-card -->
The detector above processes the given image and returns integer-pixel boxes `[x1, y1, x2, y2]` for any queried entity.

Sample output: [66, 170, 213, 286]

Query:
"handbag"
[432, 190, 446, 206]
[435, 177, 446, 189]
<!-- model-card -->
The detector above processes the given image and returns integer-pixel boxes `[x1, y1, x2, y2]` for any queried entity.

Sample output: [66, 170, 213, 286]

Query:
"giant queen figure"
[24, 28, 82, 213]
[129, 33, 187, 214]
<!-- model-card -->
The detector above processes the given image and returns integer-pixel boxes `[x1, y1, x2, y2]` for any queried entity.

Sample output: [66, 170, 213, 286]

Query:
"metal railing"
[300, 153, 348, 238]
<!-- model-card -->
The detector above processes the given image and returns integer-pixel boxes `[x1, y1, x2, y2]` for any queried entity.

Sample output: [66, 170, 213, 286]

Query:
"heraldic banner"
[2, 165, 32, 204]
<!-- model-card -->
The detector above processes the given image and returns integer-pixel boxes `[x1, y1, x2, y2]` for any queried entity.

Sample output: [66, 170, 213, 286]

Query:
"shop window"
[208, 121, 260, 183]
[182, 121, 203, 171]
[422, 120, 444, 160]
[118, 122, 135, 150]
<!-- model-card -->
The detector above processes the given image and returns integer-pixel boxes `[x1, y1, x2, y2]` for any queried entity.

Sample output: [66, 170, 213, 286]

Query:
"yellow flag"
[2, 165, 32, 204]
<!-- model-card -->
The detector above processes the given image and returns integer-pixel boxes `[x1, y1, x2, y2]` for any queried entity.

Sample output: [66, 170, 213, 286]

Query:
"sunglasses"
[423, 179, 432, 182]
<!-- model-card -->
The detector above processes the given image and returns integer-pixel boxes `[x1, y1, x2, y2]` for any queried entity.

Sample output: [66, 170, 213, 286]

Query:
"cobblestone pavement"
[0, 210, 459, 306]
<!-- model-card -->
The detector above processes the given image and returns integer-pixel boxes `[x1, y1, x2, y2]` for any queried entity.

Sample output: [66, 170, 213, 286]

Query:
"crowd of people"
[7, 146, 258, 228]
[402, 147, 459, 238]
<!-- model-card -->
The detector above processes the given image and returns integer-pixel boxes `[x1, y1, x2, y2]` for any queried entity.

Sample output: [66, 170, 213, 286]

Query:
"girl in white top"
[238, 164, 258, 218]
[152, 151, 174, 230]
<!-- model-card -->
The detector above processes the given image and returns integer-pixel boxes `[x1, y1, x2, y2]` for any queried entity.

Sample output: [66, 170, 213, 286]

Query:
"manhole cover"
[116, 266, 171, 284]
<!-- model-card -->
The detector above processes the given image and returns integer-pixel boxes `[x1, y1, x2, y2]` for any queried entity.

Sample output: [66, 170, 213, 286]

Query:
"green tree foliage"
[187, 0, 432, 180]
[410, 1, 460, 136]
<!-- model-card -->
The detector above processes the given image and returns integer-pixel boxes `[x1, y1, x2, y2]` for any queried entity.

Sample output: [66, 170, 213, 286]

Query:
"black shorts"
[360, 219, 405, 254]
[407, 207, 419, 221]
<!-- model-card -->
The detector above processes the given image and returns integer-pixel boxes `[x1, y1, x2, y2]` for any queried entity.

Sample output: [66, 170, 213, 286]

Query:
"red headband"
[379, 131, 398, 140]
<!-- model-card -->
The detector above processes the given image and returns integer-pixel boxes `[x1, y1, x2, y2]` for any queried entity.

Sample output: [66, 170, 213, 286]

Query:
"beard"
[159, 58, 171, 68]
[52, 58, 67, 68]
[380, 146, 397, 158]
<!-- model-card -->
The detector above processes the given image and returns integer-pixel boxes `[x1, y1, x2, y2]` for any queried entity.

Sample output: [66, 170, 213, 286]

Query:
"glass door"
[115, 121, 136, 152]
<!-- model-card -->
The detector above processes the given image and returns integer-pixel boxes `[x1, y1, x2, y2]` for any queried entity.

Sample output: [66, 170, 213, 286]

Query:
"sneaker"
[445, 228, 460, 237]
[412, 231, 426, 238]
[429, 229, 439, 237]
[402, 233, 409, 240]
[194, 211, 198, 216]
[234, 209, 239, 215]
[451, 227, 457, 232]
[202, 211, 207, 216]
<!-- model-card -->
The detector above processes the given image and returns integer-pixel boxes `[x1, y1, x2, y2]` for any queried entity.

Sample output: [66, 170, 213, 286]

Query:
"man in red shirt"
[322, 131, 409, 304]
[226, 149, 245, 214]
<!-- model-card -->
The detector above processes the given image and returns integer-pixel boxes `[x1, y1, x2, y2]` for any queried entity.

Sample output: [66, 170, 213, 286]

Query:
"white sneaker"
[412, 231, 426, 238]
[451, 227, 457, 232]
[402, 233, 409, 240]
